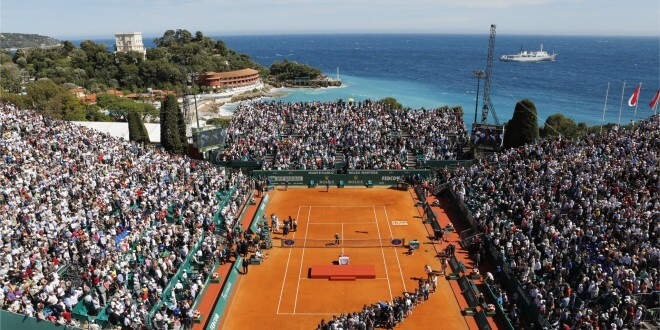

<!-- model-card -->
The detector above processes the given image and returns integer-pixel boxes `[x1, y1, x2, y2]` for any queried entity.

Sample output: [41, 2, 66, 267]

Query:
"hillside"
[4, 29, 268, 94]
[0, 32, 61, 49]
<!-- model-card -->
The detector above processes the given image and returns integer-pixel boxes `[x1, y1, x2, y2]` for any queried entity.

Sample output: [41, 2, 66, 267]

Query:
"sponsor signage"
[253, 170, 430, 186]
[205, 257, 242, 330]
[347, 170, 379, 175]
[270, 176, 303, 182]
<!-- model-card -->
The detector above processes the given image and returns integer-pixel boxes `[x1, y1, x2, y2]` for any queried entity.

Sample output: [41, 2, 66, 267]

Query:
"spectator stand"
[0, 309, 81, 330]
[483, 283, 516, 330]
[192, 186, 256, 330]
[148, 233, 208, 327]
[445, 184, 555, 330]
[213, 185, 238, 232]
[70, 202, 170, 326]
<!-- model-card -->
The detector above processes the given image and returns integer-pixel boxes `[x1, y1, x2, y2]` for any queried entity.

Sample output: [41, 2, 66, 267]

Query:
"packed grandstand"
[221, 100, 469, 170]
[0, 102, 254, 328]
[443, 114, 659, 328]
[1, 100, 658, 329]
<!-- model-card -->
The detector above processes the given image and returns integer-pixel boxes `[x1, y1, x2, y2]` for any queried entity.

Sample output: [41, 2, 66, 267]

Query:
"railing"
[148, 232, 207, 327]
[0, 310, 81, 330]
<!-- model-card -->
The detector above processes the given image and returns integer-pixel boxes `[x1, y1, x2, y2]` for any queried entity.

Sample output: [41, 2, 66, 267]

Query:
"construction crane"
[481, 24, 500, 125]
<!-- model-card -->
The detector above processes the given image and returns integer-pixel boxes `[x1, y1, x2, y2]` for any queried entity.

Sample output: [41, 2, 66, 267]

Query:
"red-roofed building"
[79, 94, 97, 104]
[69, 88, 87, 98]
[105, 90, 124, 96]
[197, 69, 260, 88]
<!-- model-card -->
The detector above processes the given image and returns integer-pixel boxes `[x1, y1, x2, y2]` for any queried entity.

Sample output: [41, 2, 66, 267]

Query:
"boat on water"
[500, 44, 557, 62]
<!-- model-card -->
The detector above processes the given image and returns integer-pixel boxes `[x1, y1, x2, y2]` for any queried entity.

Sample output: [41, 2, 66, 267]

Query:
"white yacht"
[500, 44, 557, 62]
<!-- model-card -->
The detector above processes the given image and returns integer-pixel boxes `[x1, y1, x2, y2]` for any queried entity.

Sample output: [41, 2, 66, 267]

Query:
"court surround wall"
[253, 169, 430, 186]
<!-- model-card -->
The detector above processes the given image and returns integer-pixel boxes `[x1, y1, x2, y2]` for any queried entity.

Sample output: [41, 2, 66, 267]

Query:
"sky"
[1, 0, 659, 39]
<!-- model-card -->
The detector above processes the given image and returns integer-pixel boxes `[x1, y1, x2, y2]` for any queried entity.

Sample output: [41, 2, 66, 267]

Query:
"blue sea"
[78, 34, 659, 125]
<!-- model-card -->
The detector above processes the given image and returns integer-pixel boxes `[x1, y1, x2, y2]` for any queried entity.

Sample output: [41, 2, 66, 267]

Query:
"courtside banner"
[206, 256, 242, 330]
[253, 170, 430, 186]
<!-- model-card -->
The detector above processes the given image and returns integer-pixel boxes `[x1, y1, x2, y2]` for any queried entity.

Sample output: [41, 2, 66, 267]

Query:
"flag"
[650, 89, 660, 109]
[628, 85, 641, 107]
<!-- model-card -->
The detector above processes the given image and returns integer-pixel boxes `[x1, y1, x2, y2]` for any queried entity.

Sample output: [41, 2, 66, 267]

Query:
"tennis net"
[280, 238, 405, 248]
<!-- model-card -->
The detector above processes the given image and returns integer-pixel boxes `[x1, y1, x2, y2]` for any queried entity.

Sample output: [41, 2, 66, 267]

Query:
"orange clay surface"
[219, 187, 469, 330]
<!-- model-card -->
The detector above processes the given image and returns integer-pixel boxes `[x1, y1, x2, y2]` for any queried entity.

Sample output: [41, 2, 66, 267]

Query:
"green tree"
[0, 64, 22, 93]
[269, 60, 322, 81]
[541, 113, 580, 139]
[0, 93, 27, 108]
[127, 110, 150, 143]
[138, 114, 151, 143]
[5, 29, 286, 100]
[160, 94, 182, 153]
[177, 101, 188, 152]
[95, 94, 158, 121]
[379, 97, 403, 110]
[0, 53, 13, 64]
[128, 110, 141, 141]
[24, 79, 87, 120]
[85, 104, 112, 122]
[503, 99, 539, 149]
[205, 117, 231, 127]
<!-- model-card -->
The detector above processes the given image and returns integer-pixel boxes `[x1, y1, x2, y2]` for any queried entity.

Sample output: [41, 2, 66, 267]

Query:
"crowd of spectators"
[315, 287, 431, 330]
[446, 115, 659, 328]
[222, 100, 468, 170]
[0, 102, 253, 328]
[221, 102, 284, 163]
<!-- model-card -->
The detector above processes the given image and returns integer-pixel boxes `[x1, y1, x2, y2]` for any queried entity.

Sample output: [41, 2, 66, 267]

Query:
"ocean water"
[78, 34, 659, 125]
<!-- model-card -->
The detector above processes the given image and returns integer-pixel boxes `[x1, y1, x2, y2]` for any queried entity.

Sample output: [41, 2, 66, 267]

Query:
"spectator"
[445, 114, 660, 328]
[0, 102, 255, 328]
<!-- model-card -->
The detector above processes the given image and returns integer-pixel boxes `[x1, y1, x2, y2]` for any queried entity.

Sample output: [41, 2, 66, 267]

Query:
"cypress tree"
[127, 111, 141, 142]
[503, 99, 539, 149]
[177, 103, 187, 154]
[160, 96, 170, 149]
[160, 94, 181, 153]
[137, 116, 150, 144]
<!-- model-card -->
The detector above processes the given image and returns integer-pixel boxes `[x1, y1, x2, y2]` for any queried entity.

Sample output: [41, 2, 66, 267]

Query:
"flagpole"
[600, 81, 610, 134]
[617, 81, 626, 127]
[632, 82, 642, 127]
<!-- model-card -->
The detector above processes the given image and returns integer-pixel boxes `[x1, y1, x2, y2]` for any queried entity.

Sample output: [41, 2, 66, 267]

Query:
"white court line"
[298, 206, 385, 208]
[299, 277, 391, 280]
[372, 206, 393, 301]
[308, 222, 376, 225]
[341, 222, 344, 254]
[383, 206, 407, 292]
[277, 312, 339, 316]
[293, 206, 312, 313]
[276, 206, 303, 314]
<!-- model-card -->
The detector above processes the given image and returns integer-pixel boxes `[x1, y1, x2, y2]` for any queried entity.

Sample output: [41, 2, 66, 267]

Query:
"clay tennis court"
[220, 187, 467, 329]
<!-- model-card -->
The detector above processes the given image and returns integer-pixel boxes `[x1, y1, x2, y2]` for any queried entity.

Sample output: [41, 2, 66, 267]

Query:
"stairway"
[392, 129, 415, 168]
[284, 122, 293, 137]
[401, 129, 412, 139]
[263, 153, 275, 168]
[334, 150, 345, 169]
[406, 153, 418, 168]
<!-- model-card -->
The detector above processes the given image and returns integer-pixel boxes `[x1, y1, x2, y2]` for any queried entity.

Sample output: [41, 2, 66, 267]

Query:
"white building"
[114, 32, 146, 57]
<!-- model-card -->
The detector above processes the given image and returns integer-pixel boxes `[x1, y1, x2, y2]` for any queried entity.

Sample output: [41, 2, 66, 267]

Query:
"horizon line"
[34, 31, 660, 41]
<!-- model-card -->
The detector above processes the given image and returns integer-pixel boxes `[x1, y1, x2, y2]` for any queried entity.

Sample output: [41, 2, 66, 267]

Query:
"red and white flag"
[649, 89, 660, 109]
[628, 85, 641, 106]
